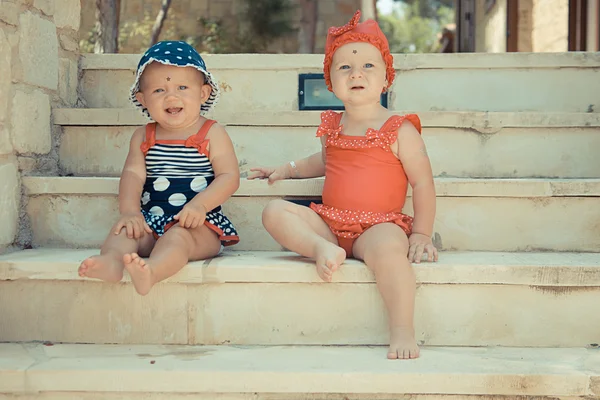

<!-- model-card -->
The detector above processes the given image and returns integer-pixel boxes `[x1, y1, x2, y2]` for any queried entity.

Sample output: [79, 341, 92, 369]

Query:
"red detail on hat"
[323, 10, 395, 92]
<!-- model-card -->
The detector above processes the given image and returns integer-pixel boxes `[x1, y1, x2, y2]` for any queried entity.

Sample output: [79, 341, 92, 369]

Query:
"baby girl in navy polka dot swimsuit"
[78, 41, 240, 295]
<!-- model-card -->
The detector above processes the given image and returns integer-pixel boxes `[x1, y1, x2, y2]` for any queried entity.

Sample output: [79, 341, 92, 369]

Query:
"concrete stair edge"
[52, 108, 600, 128]
[79, 51, 600, 70]
[21, 176, 600, 197]
[1, 249, 599, 286]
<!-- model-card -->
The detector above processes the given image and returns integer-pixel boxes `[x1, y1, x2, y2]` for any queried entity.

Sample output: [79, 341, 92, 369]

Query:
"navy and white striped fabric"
[130, 41, 219, 117]
[145, 144, 214, 178]
[140, 142, 238, 242]
[141, 142, 215, 218]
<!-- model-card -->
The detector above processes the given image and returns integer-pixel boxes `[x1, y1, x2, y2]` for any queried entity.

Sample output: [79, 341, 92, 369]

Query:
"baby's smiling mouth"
[351, 85, 365, 90]
[166, 107, 183, 114]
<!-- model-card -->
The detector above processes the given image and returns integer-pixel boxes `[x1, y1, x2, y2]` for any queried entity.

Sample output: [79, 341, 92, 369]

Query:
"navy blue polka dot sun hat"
[130, 41, 220, 117]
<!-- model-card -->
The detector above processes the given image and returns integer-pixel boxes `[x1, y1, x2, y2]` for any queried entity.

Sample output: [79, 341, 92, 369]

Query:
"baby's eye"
[153, 88, 164, 93]
[339, 65, 350, 70]
[178, 85, 188, 90]
[364, 63, 374, 68]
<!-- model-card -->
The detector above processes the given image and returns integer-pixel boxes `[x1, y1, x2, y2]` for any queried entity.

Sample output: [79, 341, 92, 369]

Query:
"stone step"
[0, 249, 599, 347]
[79, 52, 600, 113]
[54, 109, 600, 179]
[22, 176, 600, 252]
[2, 343, 598, 399]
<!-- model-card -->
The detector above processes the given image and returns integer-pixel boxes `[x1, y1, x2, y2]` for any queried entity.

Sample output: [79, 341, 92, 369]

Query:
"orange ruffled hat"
[323, 10, 395, 92]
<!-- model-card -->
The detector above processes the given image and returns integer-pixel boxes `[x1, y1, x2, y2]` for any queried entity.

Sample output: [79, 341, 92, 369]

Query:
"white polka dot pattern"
[190, 176, 208, 192]
[316, 110, 410, 151]
[149, 206, 164, 216]
[311, 203, 413, 239]
[141, 191, 151, 205]
[168, 193, 187, 207]
[153, 177, 170, 192]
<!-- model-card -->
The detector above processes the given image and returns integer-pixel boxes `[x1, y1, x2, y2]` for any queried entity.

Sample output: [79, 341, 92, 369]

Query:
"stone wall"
[79, 0, 362, 54]
[475, 0, 507, 53]
[517, 0, 534, 52]
[531, 0, 568, 52]
[470, 0, 571, 53]
[0, 0, 81, 252]
[586, 0, 598, 51]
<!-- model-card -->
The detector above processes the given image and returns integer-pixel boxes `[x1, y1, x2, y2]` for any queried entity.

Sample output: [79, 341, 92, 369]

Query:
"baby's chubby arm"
[395, 119, 438, 263]
[114, 127, 152, 238]
[247, 137, 327, 184]
[175, 123, 240, 228]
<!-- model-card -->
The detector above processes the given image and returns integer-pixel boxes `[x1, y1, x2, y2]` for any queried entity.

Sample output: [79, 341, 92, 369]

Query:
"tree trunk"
[297, 0, 317, 53]
[94, 0, 120, 53]
[150, 0, 172, 46]
[373, 0, 378, 21]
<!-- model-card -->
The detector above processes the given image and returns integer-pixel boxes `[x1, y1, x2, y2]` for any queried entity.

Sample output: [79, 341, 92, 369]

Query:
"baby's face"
[136, 62, 211, 130]
[329, 42, 387, 106]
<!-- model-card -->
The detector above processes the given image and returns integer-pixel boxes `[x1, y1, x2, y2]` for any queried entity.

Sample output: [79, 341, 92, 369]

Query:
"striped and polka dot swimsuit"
[139, 120, 239, 246]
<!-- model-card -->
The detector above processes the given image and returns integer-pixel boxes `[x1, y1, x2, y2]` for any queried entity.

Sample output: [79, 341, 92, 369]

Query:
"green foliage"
[392, 0, 454, 19]
[185, 18, 234, 54]
[80, 0, 296, 54]
[80, 11, 178, 54]
[118, 12, 178, 53]
[79, 25, 98, 53]
[245, 0, 296, 40]
[188, 0, 297, 53]
[379, 0, 454, 53]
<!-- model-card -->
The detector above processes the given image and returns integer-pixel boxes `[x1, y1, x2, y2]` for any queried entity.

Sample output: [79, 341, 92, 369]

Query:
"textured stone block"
[0, 124, 11, 156]
[10, 89, 51, 154]
[59, 33, 78, 52]
[0, 161, 19, 247]
[53, 0, 81, 30]
[34, 0, 54, 16]
[18, 12, 58, 90]
[0, 29, 11, 123]
[17, 156, 37, 174]
[0, 1, 19, 26]
[58, 58, 78, 106]
[0, 30, 12, 156]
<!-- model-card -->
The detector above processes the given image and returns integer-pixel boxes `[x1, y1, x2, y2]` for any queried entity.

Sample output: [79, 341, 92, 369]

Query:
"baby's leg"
[352, 223, 418, 360]
[124, 223, 221, 295]
[262, 199, 345, 282]
[78, 229, 155, 282]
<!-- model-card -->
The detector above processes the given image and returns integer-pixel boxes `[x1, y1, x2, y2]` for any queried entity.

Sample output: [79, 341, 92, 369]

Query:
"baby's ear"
[135, 92, 146, 107]
[200, 84, 212, 103]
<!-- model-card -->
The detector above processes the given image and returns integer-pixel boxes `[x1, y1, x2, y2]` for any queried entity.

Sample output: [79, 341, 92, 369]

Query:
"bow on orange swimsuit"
[310, 110, 422, 257]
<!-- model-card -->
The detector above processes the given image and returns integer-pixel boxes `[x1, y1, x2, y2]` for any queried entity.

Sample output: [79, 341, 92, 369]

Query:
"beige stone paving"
[0, 249, 598, 346]
[21, 177, 600, 251]
[0, 343, 597, 397]
[57, 124, 600, 178]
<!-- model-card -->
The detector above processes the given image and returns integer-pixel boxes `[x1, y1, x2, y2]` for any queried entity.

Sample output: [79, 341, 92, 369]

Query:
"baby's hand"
[114, 212, 152, 239]
[247, 165, 289, 184]
[408, 233, 438, 263]
[174, 203, 207, 229]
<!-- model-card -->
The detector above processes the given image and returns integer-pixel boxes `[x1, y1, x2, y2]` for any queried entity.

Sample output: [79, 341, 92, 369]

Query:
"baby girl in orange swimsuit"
[248, 10, 437, 360]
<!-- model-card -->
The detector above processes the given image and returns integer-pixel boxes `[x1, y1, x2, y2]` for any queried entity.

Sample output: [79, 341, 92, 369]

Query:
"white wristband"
[289, 161, 299, 178]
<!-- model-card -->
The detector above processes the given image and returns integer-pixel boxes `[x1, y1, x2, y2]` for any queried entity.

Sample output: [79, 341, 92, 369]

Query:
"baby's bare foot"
[123, 253, 155, 296]
[78, 255, 123, 282]
[314, 241, 346, 282]
[388, 326, 420, 360]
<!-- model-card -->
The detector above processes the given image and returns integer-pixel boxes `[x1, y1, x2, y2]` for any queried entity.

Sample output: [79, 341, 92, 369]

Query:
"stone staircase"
[1, 52, 599, 399]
